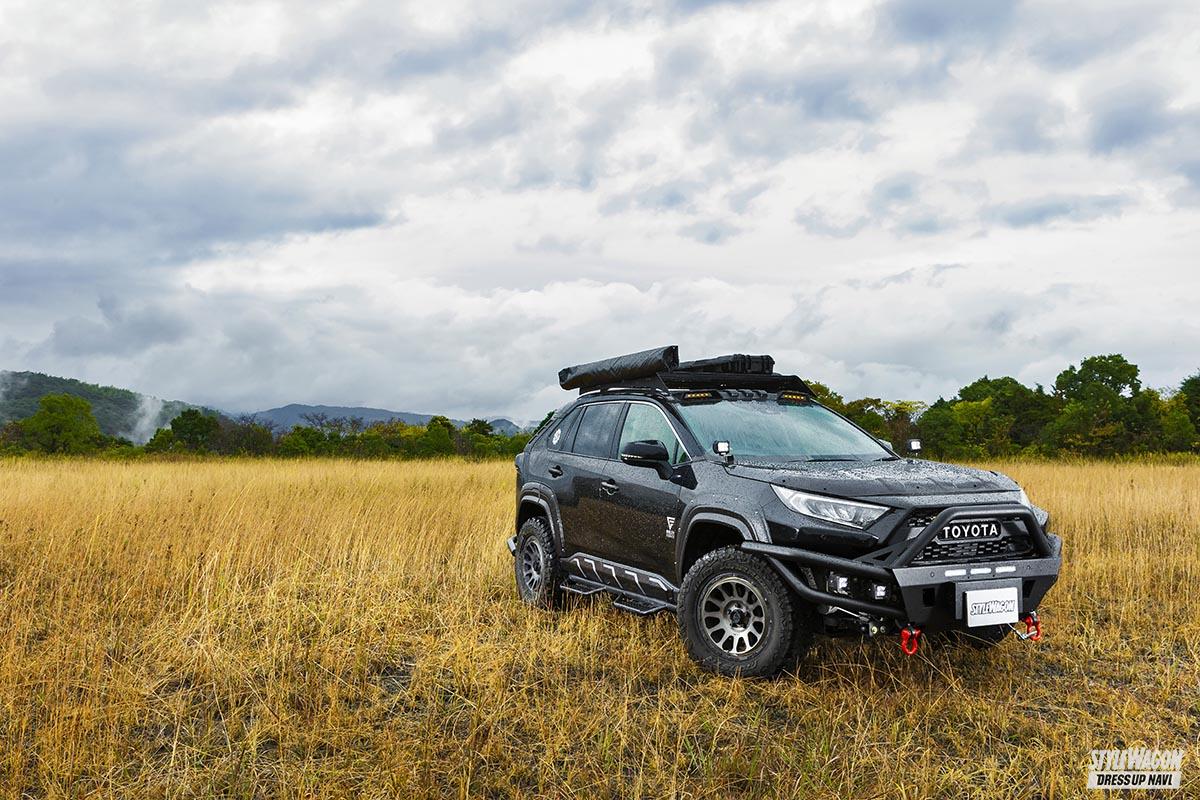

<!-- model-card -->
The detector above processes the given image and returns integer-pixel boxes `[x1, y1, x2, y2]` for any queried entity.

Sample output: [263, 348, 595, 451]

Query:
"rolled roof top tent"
[558, 345, 813, 395]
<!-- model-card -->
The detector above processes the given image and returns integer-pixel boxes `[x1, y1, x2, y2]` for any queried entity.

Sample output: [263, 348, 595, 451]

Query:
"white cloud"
[2, 0, 1199, 418]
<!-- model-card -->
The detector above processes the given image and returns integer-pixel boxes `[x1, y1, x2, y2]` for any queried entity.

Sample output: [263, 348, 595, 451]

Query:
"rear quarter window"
[546, 408, 582, 451]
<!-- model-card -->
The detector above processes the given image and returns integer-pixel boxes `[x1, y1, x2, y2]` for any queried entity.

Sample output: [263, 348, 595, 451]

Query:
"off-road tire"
[677, 546, 797, 677]
[954, 624, 1012, 649]
[513, 517, 561, 609]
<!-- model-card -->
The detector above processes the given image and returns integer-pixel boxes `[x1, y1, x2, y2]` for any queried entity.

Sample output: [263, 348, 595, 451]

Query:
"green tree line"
[2, 353, 1197, 460]
[813, 354, 1199, 458]
[0, 403, 531, 459]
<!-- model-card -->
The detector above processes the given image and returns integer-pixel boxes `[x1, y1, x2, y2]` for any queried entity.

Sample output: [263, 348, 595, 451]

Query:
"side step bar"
[561, 576, 673, 615]
[561, 578, 604, 597]
[612, 595, 671, 616]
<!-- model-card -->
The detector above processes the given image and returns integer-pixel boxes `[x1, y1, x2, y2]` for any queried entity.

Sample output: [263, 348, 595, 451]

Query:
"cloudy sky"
[2, 0, 1198, 421]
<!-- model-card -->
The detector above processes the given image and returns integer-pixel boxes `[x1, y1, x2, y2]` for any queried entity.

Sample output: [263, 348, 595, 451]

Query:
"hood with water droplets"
[726, 458, 1017, 498]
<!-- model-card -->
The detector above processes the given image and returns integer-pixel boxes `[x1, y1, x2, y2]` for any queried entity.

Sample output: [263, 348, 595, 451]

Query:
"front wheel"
[677, 547, 798, 677]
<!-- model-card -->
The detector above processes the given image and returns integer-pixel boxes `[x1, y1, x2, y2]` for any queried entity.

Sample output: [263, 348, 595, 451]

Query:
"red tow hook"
[1019, 611, 1042, 642]
[900, 625, 922, 656]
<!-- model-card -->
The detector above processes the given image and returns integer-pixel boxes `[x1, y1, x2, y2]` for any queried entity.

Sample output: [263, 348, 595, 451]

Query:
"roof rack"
[558, 345, 813, 395]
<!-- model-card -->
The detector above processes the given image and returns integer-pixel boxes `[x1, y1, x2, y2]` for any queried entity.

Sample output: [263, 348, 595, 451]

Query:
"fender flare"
[517, 483, 565, 551]
[674, 507, 766, 583]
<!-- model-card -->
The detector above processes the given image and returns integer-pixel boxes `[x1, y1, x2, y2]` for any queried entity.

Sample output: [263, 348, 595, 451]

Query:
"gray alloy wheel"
[520, 536, 546, 594]
[700, 575, 767, 656]
[677, 546, 798, 677]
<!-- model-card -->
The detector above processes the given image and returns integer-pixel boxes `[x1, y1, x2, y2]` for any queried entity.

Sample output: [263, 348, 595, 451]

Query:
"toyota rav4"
[508, 346, 1061, 677]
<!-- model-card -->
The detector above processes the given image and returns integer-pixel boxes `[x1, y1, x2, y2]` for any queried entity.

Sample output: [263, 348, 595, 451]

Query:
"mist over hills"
[0, 371, 527, 443]
[0, 371, 203, 443]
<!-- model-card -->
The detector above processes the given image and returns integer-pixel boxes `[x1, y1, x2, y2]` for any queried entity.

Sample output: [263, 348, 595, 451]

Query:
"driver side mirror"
[620, 439, 672, 478]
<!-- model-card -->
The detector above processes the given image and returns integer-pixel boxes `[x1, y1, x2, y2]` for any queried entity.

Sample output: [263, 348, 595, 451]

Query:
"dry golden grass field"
[0, 458, 1197, 799]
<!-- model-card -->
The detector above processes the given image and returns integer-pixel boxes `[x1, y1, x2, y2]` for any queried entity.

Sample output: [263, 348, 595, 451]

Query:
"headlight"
[1017, 487, 1050, 526]
[771, 485, 889, 529]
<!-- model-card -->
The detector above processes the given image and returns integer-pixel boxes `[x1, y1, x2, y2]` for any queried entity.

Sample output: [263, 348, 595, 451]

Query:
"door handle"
[600, 479, 619, 495]
[547, 465, 563, 478]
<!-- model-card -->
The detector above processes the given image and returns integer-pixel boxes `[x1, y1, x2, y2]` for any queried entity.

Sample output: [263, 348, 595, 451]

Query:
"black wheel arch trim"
[675, 506, 769, 584]
[517, 483, 565, 551]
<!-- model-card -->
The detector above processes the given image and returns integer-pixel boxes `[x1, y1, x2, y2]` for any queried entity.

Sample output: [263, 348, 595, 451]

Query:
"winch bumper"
[743, 502, 1062, 631]
[890, 552, 1060, 629]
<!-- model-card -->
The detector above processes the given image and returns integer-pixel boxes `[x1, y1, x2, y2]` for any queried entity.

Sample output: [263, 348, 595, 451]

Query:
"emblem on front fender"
[665, 517, 676, 539]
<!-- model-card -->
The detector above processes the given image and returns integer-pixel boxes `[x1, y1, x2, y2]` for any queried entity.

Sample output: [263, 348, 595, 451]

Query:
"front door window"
[618, 404, 686, 464]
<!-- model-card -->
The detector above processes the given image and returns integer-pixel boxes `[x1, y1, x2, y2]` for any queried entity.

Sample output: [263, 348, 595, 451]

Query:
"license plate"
[964, 585, 1019, 627]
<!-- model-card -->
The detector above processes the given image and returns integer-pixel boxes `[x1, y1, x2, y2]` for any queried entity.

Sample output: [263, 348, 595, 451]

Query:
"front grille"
[906, 510, 1037, 565]
[913, 534, 1035, 564]
[906, 511, 940, 529]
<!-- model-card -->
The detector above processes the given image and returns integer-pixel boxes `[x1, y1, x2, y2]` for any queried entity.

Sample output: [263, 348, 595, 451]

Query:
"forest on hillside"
[0, 371, 198, 441]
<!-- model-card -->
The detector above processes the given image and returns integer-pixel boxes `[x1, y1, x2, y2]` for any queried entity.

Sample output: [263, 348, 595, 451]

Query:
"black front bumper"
[890, 548, 1060, 628]
[743, 503, 1062, 631]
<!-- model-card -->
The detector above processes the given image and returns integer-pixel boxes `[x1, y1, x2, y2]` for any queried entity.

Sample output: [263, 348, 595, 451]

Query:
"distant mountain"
[487, 418, 523, 436]
[250, 404, 525, 435]
[0, 371, 532, 444]
[249, 404, 456, 430]
[0, 371, 207, 444]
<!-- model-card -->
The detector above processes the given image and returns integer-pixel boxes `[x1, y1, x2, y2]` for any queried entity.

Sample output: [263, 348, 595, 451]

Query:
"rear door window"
[570, 403, 622, 459]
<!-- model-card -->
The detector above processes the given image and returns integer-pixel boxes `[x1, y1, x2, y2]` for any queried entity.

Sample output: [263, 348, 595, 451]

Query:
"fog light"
[871, 583, 889, 601]
[826, 573, 849, 595]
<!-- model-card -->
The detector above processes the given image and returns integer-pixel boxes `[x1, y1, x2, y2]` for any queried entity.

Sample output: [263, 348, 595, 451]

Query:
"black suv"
[509, 346, 1061, 677]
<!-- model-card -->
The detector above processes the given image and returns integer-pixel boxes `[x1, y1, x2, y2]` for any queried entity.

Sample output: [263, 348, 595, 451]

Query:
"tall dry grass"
[0, 458, 1196, 798]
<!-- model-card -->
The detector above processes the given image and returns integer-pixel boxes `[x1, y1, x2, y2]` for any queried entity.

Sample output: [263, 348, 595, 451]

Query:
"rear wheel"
[513, 517, 561, 608]
[677, 547, 797, 677]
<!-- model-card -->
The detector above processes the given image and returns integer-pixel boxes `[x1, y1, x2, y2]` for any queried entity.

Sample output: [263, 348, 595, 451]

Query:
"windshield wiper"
[873, 455, 901, 461]
[786, 456, 859, 463]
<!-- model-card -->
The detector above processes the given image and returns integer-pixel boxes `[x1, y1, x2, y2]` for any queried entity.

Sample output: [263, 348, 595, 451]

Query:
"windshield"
[676, 399, 891, 461]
